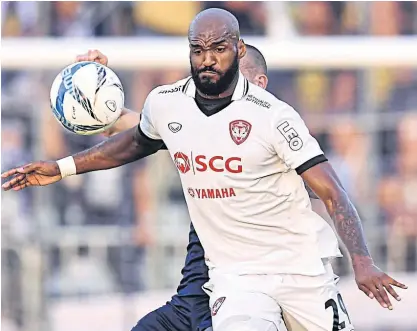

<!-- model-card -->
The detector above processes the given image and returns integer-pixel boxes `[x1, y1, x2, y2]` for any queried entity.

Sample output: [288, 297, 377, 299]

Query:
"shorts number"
[325, 294, 351, 331]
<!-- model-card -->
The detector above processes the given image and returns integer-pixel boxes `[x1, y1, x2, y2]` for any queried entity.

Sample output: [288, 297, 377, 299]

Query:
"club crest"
[229, 120, 252, 145]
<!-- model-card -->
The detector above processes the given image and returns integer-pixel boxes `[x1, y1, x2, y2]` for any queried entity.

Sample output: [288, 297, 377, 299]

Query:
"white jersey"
[140, 72, 341, 276]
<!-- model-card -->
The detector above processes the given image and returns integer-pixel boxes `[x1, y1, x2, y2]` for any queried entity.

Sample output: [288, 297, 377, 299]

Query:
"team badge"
[211, 296, 226, 316]
[229, 120, 252, 145]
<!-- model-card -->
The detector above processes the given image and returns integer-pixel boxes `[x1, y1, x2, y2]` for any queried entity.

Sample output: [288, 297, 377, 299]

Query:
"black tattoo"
[329, 192, 371, 261]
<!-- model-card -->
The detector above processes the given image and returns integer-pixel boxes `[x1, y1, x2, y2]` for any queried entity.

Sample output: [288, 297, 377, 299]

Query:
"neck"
[196, 73, 239, 100]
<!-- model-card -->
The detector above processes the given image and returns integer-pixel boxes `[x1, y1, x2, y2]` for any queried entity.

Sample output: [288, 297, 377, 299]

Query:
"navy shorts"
[131, 223, 211, 331]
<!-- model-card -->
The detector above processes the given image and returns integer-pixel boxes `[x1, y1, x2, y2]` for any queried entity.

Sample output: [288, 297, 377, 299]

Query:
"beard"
[191, 53, 239, 96]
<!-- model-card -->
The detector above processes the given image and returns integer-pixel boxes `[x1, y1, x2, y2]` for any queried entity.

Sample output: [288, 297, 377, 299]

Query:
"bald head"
[240, 44, 268, 89]
[188, 8, 240, 42]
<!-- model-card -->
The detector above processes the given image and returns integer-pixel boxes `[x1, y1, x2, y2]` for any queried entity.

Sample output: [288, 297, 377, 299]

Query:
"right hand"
[1, 161, 62, 191]
[75, 49, 108, 66]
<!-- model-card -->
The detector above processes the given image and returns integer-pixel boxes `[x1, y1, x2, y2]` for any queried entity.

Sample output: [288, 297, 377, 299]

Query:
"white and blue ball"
[50, 61, 124, 135]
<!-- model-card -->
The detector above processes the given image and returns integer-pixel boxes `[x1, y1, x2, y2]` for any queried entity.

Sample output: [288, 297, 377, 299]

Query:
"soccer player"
[2, 8, 407, 331]
[74, 44, 318, 331]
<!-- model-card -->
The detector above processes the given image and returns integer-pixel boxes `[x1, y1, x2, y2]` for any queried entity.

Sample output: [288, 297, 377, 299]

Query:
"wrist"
[56, 156, 77, 178]
[351, 255, 374, 269]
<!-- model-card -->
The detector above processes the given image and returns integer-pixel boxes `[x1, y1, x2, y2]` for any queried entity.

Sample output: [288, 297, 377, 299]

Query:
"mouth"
[200, 71, 219, 77]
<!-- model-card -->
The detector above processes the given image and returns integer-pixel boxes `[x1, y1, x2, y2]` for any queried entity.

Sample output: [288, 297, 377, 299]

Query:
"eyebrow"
[190, 39, 227, 48]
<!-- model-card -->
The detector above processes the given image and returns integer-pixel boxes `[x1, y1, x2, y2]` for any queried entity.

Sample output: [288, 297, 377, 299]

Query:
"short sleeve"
[139, 90, 161, 140]
[271, 104, 326, 174]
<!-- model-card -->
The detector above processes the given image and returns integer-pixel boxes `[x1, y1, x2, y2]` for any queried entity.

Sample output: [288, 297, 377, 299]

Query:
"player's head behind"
[240, 44, 268, 90]
[188, 8, 246, 96]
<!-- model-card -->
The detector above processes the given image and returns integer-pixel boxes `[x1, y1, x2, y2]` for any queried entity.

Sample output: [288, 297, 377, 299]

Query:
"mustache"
[197, 67, 221, 75]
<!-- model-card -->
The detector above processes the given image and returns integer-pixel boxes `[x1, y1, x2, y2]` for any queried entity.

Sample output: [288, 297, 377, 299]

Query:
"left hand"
[354, 261, 407, 309]
[75, 49, 108, 66]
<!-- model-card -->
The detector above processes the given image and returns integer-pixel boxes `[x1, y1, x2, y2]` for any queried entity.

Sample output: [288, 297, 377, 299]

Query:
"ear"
[255, 74, 269, 89]
[237, 39, 246, 60]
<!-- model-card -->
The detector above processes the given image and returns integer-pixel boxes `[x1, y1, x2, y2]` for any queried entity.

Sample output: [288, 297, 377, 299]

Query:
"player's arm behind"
[1, 94, 162, 191]
[102, 108, 140, 137]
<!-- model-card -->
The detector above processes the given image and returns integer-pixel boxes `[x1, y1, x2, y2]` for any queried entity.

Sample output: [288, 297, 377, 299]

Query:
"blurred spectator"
[329, 71, 359, 114]
[50, 1, 94, 37]
[1, 1, 40, 37]
[295, 70, 330, 114]
[326, 120, 370, 202]
[203, 1, 266, 35]
[378, 114, 417, 272]
[133, 1, 201, 36]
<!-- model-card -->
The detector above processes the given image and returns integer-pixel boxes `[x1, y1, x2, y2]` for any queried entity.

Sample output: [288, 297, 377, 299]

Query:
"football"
[50, 61, 124, 135]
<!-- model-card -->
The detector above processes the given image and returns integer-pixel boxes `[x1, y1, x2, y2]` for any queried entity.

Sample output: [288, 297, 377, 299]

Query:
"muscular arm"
[74, 126, 163, 174]
[102, 108, 140, 137]
[301, 162, 371, 266]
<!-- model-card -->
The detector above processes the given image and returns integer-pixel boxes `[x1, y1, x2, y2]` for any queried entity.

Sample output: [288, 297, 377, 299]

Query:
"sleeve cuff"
[295, 154, 327, 175]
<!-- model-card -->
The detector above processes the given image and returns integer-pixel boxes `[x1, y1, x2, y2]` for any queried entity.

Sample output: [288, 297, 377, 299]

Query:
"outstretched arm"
[74, 125, 161, 174]
[301, 161, 407, 309]
[1, 126, 163, 191]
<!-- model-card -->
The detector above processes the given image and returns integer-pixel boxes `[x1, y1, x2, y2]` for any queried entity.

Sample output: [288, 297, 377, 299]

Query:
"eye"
[193, 49, 202, 55]
[216, 47, 226, 53]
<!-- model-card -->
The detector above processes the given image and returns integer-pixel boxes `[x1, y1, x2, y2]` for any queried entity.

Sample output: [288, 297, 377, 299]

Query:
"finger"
[16, 163, 38, 174]
[1, 168, 19, 178]
[75, 54, 89, 62]
[88, 49, 100, 62]
[389, 277, 408, 289]
[366, 282, 388, 308]
[375, 280, 392, 309]
[12, 181, 31, 191]
[2, 174, 26, 191]
[358, 284, 374, 299]
[384, 282, 401, 302]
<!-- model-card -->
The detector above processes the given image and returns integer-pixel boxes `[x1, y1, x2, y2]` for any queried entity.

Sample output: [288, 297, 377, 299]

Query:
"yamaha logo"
[168, 122, 182, 133]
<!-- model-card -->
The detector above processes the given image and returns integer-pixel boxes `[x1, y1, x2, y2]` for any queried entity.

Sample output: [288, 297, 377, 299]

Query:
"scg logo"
[174, 152, 242, 174]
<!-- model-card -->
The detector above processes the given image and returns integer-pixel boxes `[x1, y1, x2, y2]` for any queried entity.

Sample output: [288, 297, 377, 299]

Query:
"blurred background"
[1, 1, 417, 331]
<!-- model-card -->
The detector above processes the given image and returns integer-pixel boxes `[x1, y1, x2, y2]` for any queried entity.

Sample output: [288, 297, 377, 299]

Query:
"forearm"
[326, 190, 372, 266]
[74, 126, 159, 174]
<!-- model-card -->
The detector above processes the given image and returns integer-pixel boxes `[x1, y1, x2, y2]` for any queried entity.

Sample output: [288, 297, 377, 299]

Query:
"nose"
[202, 50, 216, 68]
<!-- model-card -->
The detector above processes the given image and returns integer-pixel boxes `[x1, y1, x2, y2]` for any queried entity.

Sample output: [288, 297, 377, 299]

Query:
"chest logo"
[229, 120, 252, 145]
[168, 122, 182, 133]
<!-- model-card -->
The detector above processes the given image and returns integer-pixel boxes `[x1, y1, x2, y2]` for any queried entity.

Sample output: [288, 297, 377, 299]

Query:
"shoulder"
[243, 83, 299, 120]
[148, 77, 191, 99]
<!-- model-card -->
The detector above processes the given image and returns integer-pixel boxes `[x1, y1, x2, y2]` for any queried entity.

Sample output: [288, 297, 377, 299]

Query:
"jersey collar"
[182, 71, 249, 101]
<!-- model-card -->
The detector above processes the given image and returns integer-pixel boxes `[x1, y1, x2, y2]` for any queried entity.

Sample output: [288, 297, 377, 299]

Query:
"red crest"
[229, 120, 252, 145]
[174, 152, 191, 174]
